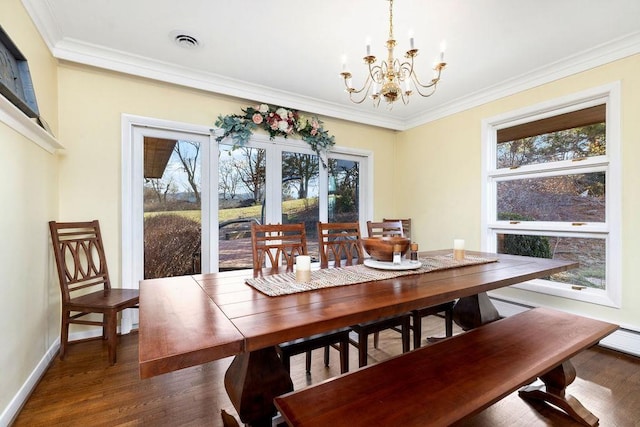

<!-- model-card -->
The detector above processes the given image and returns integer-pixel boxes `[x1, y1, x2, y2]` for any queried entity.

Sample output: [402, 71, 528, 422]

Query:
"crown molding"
[405, 31, 640, 129]
[50, 32, 640, 132]
[52, 38, 406, 131]
[21, 0, 640, 132]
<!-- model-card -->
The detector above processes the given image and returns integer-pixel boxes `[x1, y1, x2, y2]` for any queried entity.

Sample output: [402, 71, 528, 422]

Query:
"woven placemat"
[245, 254, 498, 297]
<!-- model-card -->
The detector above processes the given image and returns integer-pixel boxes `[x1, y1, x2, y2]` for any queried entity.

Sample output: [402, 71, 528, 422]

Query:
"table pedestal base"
[519, 360, 598, 426]
[224, 347, 293, 427]
[453, 292, 500, 330]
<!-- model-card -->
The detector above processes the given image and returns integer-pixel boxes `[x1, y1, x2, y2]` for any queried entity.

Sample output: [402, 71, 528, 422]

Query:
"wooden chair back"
[366, 220, 404, 238]
[251, 223, 307, 271]
[382, 218, 412, 240]
[49, 220, 112, 302]
[317, 222, 365, 268]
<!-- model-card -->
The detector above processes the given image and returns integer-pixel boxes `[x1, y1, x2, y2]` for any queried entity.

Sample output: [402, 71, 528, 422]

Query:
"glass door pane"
[218, 145, 266, 270]
[328, 158, 359, 222]
[282, 151, 319, 260]
[143, 138, 202, 279]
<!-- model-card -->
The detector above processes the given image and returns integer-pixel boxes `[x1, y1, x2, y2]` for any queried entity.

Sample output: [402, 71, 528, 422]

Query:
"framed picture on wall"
[0, 25, 40, 119]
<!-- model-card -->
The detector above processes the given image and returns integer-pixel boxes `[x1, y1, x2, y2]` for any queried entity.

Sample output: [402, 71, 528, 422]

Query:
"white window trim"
[481, 82, 621, 308]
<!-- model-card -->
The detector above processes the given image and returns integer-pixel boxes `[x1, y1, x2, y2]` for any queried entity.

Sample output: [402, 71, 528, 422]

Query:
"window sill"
[0, 95, 63, 153]
[498, 278, 619, 308]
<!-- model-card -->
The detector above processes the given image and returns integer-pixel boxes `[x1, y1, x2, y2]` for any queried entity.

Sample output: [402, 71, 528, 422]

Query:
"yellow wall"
[55, 62, 397, 284]
[0, 0, 60, 418]
[396, 54, 640, 330]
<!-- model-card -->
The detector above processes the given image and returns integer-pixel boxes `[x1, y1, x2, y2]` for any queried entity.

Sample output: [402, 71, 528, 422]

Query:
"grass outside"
[144, 197, 319, 223]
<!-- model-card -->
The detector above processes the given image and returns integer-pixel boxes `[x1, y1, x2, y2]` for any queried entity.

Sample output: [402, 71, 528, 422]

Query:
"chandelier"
[340, 0, 447, 107]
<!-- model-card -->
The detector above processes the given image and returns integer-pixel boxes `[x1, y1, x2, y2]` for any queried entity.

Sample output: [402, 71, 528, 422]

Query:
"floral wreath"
[214, 103, 336, 163]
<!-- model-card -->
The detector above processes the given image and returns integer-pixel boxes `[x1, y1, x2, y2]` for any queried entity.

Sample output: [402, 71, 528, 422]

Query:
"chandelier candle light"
[340, 0, 447, 107]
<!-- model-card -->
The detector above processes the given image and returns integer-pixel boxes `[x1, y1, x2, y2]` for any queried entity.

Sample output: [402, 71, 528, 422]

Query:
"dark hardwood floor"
[12, 316, 640, 426]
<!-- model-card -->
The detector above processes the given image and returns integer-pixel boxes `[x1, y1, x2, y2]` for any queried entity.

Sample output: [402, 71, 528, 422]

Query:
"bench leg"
[224, 347, 294, 427]
[518, 360, 599, 427]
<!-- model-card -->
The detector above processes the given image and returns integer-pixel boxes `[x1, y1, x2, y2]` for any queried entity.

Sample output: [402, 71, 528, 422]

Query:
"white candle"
[410, 37, 415, 50]
[453, 239, 465, 261]
[440, 40, 446, 62]
[366, 38, 371, 56]
[296, 255, 311, 282]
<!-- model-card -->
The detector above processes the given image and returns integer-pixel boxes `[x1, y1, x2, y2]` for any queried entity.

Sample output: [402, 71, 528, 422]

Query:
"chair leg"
[373, 331, 379, 348]
[339, 339, 349, 374]
[305, 350, 312, 373]
[324, 346, 330, 367]
[59, 311, 70, 360]
[105, 310, 118, 365]
[401, 317, 411, 353]
[412, 312, 422, 350]
[445, 306, 453, 337]
[358, 332, 368, 368]
[280, 352, 291, 373]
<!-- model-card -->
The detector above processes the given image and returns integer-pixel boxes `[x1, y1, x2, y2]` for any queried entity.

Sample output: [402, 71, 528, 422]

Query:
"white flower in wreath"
[258, 104, 269, 114]
[275, 108, 289, 119]
[278, 120, 290, 132]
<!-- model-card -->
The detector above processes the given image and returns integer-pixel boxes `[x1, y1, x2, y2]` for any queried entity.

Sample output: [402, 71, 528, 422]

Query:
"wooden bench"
[274, 307, 618, 427]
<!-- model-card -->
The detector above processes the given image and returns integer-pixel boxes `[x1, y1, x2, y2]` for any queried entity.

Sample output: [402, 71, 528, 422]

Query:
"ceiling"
[21, 0, 640, 131]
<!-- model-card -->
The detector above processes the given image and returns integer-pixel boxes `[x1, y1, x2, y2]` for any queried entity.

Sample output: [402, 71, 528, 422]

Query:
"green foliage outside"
[498, 212, 552, 259]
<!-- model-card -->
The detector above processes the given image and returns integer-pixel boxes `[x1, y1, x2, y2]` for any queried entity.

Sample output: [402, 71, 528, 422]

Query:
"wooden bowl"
[362, 236, 410, 262]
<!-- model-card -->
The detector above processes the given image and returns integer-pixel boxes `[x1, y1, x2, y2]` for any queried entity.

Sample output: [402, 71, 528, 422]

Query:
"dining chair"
[366, 220, 404, 238]
[318, 221, 411, 367]
[317, 221, 364, 268]
[375, 218, 454, 348]
[382, 218, 412, 240]
[251, 222, 350, 375]
[48, 220, 140, 365]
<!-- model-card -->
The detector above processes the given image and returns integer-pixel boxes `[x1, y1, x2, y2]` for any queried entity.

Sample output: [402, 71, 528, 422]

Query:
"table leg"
[452, 292, 500, 330]
[519, 360, 598, 426]
[224, 346, 294, 426]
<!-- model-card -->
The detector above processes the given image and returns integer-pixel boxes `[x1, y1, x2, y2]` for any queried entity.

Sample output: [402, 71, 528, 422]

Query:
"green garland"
[215, 103, 336, 160]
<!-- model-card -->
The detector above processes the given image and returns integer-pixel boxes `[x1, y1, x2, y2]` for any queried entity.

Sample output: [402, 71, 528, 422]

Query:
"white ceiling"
[21, 0, 640, 130]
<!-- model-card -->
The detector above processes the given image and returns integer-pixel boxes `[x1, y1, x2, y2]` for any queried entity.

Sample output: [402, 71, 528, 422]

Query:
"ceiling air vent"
[170, 31, 200, 49]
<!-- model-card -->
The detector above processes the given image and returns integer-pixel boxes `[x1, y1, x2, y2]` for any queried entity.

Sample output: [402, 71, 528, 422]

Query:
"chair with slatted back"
[49, 220, 139, 365]
[366, 220, 404, 238]
[251, 222, 350, 375]
[380, 218, 454, 348]
[317, 221, 364, 268]
[382, 218, 412, 240]
[319, 221, 411, 367]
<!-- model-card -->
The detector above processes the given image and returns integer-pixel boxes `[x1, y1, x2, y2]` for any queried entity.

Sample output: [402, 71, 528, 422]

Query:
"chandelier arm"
[346, 76, 374, 104]
[410, 63, 445, 89]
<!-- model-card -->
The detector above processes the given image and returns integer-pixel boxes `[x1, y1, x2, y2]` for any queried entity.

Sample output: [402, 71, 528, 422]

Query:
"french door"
[122, 114, 372, 325]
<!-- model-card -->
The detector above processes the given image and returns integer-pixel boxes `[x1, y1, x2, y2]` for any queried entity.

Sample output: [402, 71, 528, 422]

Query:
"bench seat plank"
[274, 307, 617, 427]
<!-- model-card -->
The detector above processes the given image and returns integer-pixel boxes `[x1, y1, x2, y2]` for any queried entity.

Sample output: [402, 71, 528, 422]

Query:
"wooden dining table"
[138, 250, 578, 426]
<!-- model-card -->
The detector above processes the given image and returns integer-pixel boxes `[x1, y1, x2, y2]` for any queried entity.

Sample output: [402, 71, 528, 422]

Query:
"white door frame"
[120, 114, 216, 330]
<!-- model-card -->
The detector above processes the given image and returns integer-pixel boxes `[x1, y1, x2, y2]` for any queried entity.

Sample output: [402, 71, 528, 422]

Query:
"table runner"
[245, 254, 498, 297]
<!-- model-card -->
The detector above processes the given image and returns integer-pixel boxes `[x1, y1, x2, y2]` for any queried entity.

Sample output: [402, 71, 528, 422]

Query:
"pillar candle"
[453, 239, 465, 261]
[296, 255, 311, 282]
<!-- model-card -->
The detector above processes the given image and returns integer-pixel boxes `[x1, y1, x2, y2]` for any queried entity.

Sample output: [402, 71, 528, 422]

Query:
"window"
[481, 83, 621, 307]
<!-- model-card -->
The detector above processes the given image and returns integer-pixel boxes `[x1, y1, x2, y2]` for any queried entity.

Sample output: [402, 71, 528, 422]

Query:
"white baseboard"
[491, 297, 640, 357]
[0, 339, 59, 427]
